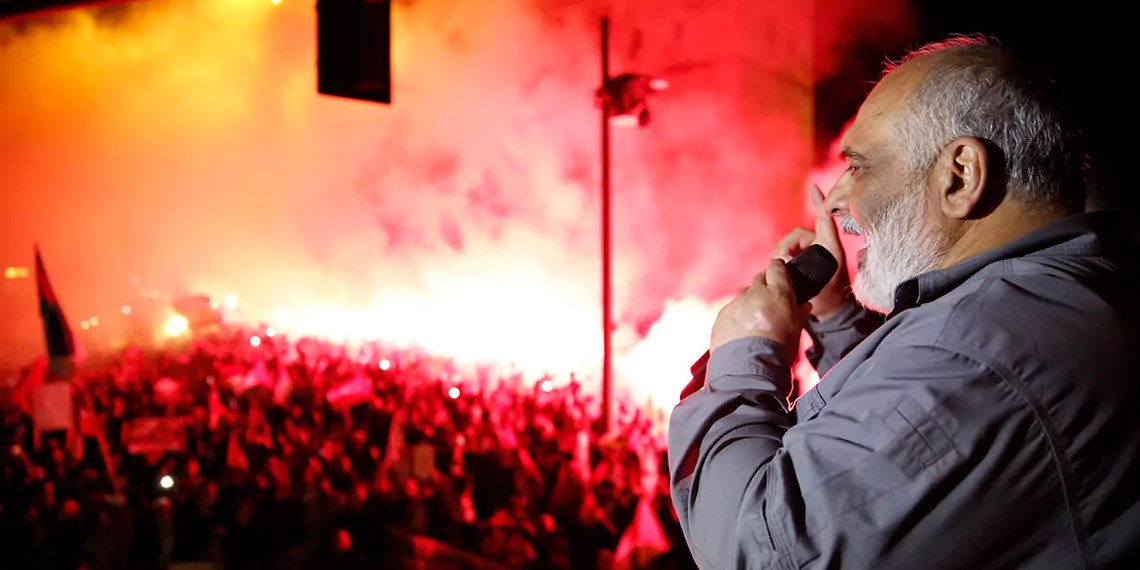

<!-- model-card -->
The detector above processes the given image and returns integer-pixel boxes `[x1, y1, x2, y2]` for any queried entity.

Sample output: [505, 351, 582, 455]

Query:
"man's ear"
[931, 136, 989, 220]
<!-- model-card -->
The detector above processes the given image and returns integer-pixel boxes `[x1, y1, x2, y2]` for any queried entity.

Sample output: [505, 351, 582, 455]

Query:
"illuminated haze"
[0, 0, 909, 403]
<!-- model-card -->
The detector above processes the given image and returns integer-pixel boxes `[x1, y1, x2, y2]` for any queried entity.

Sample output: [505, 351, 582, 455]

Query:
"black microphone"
[679, 244, 839, 400]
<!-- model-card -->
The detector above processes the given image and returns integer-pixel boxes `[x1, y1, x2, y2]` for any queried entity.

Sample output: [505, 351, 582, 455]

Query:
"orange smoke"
[0, 0, 905, 406]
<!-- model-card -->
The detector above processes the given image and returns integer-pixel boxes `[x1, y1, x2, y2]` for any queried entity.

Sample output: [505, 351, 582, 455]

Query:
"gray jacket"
[668, 213, 1140, 569]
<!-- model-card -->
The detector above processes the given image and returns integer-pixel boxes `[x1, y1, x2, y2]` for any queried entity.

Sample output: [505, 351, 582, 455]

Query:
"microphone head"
[787, 244, 839, 303]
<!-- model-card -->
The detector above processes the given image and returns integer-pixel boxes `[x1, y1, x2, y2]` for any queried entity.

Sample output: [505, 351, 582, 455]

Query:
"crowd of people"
[0, 325, 699, 570]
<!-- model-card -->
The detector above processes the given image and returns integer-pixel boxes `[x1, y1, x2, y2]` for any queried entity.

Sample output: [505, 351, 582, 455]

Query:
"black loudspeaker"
[317, 0, 392, 104]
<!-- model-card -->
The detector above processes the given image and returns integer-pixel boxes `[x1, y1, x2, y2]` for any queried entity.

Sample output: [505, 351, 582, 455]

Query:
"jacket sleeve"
[668, 336, 1046, 569]
[804, 299, 884, 375]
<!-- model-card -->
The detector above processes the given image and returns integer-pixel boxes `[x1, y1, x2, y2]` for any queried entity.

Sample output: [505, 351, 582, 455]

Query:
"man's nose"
[823, 179, 851, 218]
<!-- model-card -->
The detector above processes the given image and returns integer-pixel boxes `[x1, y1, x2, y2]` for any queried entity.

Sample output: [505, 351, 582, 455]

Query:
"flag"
[637, 440, 661, 499]
[384, 411, 406, 464]
[208, 384, 225, 431]
[325, 373, 372, 408]
[77, 407, 101, 437]
[236, 359, 273, 394]
[226, 429, 248, 471]
[246, 400, 272, 447]
[573, 429, 592, 483]
[34, 247, 76, 377]
[273, 367, 293, 406]
[6, 358, 46, 415]
[613, 496, 670, 570]
[382, 411, 409, 479]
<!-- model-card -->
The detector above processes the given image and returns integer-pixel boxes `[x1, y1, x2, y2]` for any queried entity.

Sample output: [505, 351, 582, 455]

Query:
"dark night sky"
[814, 0, 1138, 213]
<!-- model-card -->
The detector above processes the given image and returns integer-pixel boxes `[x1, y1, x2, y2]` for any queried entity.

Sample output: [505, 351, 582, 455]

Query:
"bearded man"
[668, 36, 1140, 569]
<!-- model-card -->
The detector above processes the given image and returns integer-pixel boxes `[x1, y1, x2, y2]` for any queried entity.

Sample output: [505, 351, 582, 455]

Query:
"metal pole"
[600, 17, 613, 434]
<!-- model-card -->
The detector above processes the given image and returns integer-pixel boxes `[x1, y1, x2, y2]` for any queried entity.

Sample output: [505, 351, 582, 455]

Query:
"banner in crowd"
[32, 380, 72, 432]
[122, 417, 187, 454]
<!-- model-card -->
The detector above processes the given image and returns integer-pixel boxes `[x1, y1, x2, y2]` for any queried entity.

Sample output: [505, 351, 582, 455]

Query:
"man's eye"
[845, 164, 860, 174]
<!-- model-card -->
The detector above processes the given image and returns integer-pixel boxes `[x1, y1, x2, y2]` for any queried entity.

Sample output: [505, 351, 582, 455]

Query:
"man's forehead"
[841, 68, 918, 157]
[841, 108, 888, 158]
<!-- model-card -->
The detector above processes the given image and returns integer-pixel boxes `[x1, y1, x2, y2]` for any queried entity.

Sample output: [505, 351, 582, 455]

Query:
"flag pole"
[32, 246, 120, 493]
[75, 376, 122, 494]
[600, 16, 614, 435]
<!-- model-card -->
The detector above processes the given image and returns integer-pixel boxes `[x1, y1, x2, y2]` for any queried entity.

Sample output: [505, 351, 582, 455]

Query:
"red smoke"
[0, 0, 908, 405]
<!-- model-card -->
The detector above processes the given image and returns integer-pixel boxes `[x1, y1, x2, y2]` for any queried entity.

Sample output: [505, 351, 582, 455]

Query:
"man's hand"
[710, 259, 810, 362]
[772, 185, 850, 321]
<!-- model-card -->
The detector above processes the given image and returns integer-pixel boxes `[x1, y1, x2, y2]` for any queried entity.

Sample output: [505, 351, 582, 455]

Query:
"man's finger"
[811, 184, 842, 246]
[809, 183, 825, 210]
[773, 228, 815, 260]
[766, 258, 794, 297]
[750, 271, 767, 289]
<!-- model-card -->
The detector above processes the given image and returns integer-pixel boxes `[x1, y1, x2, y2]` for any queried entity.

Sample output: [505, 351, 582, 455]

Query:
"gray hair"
[889, 36, 1084, 210]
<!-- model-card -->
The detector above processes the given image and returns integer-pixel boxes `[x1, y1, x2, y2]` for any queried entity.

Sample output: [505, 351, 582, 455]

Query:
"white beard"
[844, 186, 948, 314]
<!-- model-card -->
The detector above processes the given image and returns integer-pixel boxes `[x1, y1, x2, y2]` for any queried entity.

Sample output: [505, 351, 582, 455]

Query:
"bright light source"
[121, 305, 132, 315]
[265, 327, 276, 338]
[540, 380, 554, 393]
[447, 386, 460, 399]
[159, 475, 174, 489]
[379, 359, 390, 371]
[80, 320, 90, 330]
[250, 336, 261, 347]
[224, 294, 238, 309]
[3, 267, 29, 279]
[270, 0, 282, 5]
[89, 317, 99, 327]
[611, 115, 640, 128]
[164, 315, 189, 337]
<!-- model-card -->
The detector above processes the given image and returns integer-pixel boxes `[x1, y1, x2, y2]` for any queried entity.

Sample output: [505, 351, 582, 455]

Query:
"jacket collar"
[888, 211, 1132, 319]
